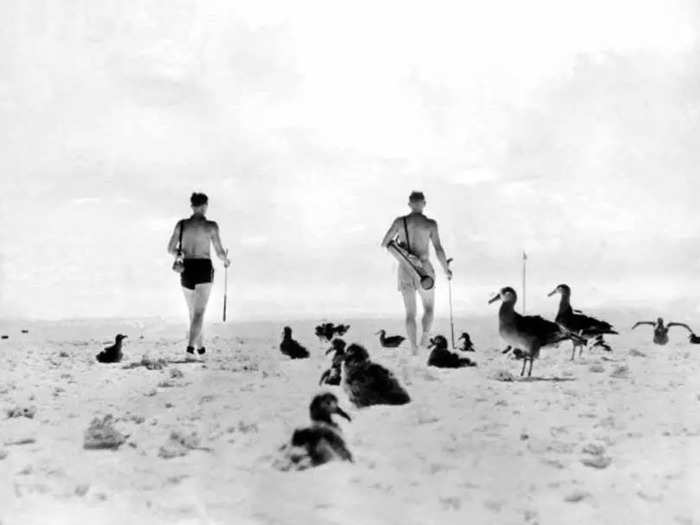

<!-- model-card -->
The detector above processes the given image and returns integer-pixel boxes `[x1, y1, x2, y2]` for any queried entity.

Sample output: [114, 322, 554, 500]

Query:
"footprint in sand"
[6, 405, 36, 419]
[564, 490, 591, 503]
[580, 443, 612, 469]
[158, 430, 210, 459]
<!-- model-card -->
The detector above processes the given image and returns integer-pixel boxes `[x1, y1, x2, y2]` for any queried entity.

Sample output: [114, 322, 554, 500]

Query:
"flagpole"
[522, 251, 527, 314]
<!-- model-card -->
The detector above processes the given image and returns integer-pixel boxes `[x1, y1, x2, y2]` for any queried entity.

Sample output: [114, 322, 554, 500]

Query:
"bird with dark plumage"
[632, 318, 694, 345]
[96, 334, 127, 363]
[427, 335, 476, 368]
[342, 343, 410, 407]
[375, 329, 406, 348]
[315, 323, 351, 342]
[319, 339, 346, 386]
[275, 392, 353, 471]
[280, 327, 309, 359]
[489, 287, 586, 377]
[548, 284, 617, 360]
[458, 332, 475, 352]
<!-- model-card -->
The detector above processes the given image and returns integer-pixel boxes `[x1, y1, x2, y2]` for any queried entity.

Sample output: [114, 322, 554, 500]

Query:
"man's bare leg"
[183, 287, 195, 349]
[184, 283, 212, 351]
[401, 289, 419, 354]
[418, 287, 435, 347]
[182, 289, 204, 349]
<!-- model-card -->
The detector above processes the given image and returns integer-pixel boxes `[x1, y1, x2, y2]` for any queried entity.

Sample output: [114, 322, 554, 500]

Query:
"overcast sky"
[1, 0, 699, 321]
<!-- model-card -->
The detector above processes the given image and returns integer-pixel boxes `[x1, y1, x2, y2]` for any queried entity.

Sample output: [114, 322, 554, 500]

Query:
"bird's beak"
[325, 347, 335, 355]
[335, 406, 351, 421]
[488, 294, 501, 304]
[547, 289, 558, 297]
[374, 331, 381, 335]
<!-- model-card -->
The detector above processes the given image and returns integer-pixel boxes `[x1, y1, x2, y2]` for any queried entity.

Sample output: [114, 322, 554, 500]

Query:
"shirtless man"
[167, 193, 230, 355]
[381, 191, 452, 354]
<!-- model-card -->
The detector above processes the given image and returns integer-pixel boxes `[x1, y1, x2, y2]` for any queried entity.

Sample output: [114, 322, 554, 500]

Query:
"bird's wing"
[517, 315, 560, 337]
[570, 313, 615, 334]
[632, 321, 655, 329]
[365, 363, 409, 401]
[317, 428, 353, 462]
[668, 323, 694, 334]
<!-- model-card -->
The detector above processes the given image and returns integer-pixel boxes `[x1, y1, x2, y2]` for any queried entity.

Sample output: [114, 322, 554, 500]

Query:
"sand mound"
[83, 415, 127, 450]
[629, 349, 647, 357]
[158, 430, 205, 459]
[273, 444, 314, 471]
[141, 355, 168, 370]
[492, 370, 515, 382]
[610, 366, 630, 378]
[581, 442, 612, 469]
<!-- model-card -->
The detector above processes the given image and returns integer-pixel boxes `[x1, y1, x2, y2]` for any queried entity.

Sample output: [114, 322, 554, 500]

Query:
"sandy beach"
[0, 317, 698, 525]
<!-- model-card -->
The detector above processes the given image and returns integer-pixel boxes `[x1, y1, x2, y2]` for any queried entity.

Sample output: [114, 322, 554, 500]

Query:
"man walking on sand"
[381, 191, 452, 354]
[168, 192, 230, 355]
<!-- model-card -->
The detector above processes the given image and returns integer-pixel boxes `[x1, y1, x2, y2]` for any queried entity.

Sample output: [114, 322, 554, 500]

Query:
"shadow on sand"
[167, 358, 202, 365]
[516, 376, 575, 383]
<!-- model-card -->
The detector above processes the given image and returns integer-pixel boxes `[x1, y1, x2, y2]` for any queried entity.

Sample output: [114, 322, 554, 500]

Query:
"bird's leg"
[528, 358, 534, 377]
[520, 358, 527, 377]
[570, 344, 576, 361]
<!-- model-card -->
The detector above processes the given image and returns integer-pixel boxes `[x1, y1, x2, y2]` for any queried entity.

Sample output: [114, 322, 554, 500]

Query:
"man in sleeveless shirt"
[381, 191, 452, 354]
[168, 193, 230, 355]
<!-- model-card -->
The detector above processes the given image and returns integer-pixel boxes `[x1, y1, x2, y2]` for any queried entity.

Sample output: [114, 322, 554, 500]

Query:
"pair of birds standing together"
[491, 284, 617, 377]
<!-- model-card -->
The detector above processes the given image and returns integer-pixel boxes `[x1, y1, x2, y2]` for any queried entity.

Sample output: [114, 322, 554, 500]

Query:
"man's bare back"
[392, 213, 438, 263]
[169, 216, 227, 261]
[381, 212, 449, 273]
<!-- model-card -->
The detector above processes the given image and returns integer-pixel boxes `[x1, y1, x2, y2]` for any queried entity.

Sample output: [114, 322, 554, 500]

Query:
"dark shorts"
[180, 259, 214, 290]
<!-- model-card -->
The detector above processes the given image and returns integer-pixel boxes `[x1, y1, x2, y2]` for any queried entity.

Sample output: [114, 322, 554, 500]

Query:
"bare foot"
[419, 333, 430, 348]
[411, 344, 420, 356]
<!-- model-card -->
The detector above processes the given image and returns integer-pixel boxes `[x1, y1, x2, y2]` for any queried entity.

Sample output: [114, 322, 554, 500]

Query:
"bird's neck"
[312, 413, 337, 427]
[559, 294, 572, 313]
[499, 302, 516, 321]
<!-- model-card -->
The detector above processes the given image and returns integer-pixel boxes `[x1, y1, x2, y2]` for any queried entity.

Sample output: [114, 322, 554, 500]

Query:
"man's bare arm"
[210, 222, 231, 267]
[430, 221, 452, 278]
[167, 221, 182, 256]
[380, 218, 400, 248]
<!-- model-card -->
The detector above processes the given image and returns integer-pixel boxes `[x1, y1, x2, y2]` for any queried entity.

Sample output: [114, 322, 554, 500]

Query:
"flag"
[523, 251, 527, 261]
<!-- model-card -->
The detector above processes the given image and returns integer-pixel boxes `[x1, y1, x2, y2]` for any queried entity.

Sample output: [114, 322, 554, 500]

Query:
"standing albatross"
[489, 287, 586, 377]
[547, 284, 617, 359]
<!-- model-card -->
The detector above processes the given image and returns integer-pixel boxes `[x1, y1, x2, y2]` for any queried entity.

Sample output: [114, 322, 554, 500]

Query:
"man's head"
[190, 192, 208, 213]
[408, 191, 426, 212]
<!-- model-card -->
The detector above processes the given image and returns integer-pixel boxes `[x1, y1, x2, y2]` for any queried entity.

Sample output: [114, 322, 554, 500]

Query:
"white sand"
[0, 317, 699, 525]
